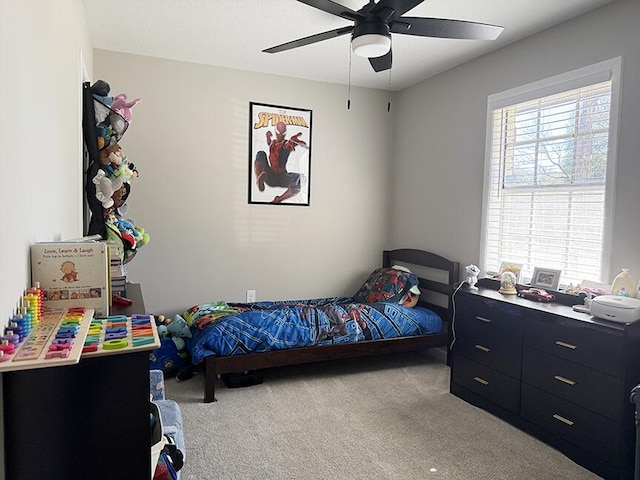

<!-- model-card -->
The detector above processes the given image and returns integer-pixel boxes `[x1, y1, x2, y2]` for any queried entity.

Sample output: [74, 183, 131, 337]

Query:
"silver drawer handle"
[552, 414, 574, 426]
[476, 316, 492, 323]
[474, 344, 491, 353]
[555, 340, 577, 350]
[473, 376, 489, 385]
[554, 375, 576, 386]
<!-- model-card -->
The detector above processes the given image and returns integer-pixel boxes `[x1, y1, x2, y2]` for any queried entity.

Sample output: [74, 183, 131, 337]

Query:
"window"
[481, 58, 621, 287]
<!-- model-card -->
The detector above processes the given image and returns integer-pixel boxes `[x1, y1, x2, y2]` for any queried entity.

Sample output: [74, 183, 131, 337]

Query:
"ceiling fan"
[263, 0, 504, 73]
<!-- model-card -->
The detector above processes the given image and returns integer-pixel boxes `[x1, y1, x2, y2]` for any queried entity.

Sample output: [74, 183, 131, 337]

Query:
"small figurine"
[465, 264, 480, 289]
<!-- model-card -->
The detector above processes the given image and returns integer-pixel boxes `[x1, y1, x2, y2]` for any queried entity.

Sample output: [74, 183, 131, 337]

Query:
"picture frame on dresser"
[530, 267, 561, 290]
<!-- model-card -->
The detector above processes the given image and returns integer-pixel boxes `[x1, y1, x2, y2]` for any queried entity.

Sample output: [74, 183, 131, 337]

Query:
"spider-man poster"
[249, 102, 312, 206]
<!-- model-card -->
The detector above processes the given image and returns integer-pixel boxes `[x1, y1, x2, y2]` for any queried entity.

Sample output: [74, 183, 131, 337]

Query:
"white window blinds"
[482, 60, 620, 287]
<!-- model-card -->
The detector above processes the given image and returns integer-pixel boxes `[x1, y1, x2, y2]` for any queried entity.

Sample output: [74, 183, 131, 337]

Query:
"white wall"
[0, 1, 92, 323]
[93, 51, 394, 315]
[0, 1, 92, 477]
[390, 0, 640, 283]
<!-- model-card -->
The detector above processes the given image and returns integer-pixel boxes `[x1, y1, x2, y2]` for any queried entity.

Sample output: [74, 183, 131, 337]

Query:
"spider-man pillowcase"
[352, 267, 419, 304]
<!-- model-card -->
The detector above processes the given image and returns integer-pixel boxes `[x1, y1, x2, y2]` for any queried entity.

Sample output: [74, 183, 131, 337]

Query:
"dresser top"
[459, 284, 638, 331]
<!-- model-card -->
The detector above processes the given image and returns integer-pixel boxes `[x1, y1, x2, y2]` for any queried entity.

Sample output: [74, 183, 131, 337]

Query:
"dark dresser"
[2, 284, 154, 480]
[450, 280, 640, 479]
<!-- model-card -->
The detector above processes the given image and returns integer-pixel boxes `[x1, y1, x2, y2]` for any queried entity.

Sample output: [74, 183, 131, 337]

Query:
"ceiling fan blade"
[263, 26, 353, 54]
[391, 17, 504, 40]
[370, 0, 425, 20]
[369, 49, 392, 72]
[296, 0, 362, 21]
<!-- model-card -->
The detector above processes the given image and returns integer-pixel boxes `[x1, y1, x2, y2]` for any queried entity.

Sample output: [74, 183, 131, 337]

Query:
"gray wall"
[94, 50, 394, 314]
[390, 0, 640, 283]
[95, 0, 640, 316]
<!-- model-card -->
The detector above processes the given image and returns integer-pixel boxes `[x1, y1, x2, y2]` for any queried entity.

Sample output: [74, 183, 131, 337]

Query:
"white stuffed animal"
[92, 169, 124, 209]
[465, 264, 481, 288]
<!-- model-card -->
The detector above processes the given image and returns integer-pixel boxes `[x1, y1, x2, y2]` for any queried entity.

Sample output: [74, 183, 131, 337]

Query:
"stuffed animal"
[90, 79, 113, 106]
[151, 314, 192, 376]
[92, 169, 124, 209]
[113, 157, 138, 182]
[95, 124, 115, 150]
[113, 217, 142, 249]
[90, 79, 110, 98]
[111, 94, 141, 121]
[135, 226, 151, 246]
[99, 143, 123, 166]
[110, 184, 129, 212]
[104, 152, 125, 177]
[166, 314, 192, 339]
[109, 94, 141, 134]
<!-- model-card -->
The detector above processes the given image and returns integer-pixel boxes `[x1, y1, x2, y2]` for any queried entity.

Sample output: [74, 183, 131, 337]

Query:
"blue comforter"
[184, 297, 442, 365]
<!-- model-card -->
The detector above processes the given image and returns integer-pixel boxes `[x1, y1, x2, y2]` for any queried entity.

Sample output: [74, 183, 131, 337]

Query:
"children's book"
[30, 241, 110, 317]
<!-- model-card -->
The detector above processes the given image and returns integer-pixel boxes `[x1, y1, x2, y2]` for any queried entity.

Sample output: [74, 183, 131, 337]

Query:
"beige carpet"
[165, 351, 601, 480]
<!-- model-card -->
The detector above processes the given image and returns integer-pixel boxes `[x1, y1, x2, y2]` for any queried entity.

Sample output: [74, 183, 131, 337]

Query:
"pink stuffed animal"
[111, 94, 141, 122]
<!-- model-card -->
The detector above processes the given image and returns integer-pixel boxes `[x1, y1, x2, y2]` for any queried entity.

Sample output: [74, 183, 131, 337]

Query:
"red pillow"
[352, 267, 419, 304]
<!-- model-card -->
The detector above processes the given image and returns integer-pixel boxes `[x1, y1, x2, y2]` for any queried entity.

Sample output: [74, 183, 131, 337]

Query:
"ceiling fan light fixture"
[352, 34, 391, 58]
[351, 21, 391, 58]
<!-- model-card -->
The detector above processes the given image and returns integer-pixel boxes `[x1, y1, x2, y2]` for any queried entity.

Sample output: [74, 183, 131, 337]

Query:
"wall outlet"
[246, 289, 256, 303]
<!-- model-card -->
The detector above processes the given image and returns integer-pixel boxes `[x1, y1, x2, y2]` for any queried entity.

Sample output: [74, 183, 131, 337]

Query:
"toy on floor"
[150, 314, 192, 380]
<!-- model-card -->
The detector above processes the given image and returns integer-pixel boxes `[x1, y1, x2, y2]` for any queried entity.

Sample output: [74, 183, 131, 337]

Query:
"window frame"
[479, 57, 622, 286]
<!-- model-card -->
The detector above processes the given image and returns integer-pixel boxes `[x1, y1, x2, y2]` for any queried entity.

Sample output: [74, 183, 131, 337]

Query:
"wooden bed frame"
[202, 248, 460, 402]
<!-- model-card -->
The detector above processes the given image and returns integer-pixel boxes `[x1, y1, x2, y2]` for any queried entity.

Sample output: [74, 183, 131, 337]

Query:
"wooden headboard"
[383, 248, 461, 326]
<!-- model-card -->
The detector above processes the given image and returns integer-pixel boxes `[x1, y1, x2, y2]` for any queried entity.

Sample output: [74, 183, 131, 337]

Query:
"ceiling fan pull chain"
[347, 46, 353, 110]
[387, 68, 392, 112]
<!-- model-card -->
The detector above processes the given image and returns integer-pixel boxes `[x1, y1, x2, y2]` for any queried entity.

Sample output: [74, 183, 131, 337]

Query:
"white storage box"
[590, 295, 640, 323]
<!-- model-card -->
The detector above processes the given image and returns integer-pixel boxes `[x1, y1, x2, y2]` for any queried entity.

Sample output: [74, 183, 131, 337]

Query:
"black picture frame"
[248, 102, 312, 206]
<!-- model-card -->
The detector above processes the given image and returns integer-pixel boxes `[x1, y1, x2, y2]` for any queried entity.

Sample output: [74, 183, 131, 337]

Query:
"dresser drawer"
[452, 354, 520, 413]
[456, 294, 524, 341]
[522, 347, 622, 420]
[523, 310, 624, 375]
[454, 294, 523, 378]
[454, 339, 520, 378]
[521, 384, 619, 462]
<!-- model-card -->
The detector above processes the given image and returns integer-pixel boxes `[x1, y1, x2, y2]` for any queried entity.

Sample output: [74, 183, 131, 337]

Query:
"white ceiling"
[83, 0, 615, 91]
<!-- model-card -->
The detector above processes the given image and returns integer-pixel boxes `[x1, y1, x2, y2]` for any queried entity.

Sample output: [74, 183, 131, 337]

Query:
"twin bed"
[182, 249, 460, 402]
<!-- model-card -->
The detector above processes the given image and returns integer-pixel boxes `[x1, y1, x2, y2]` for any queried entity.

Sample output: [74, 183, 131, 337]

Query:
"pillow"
[352, 267, 420, 304]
